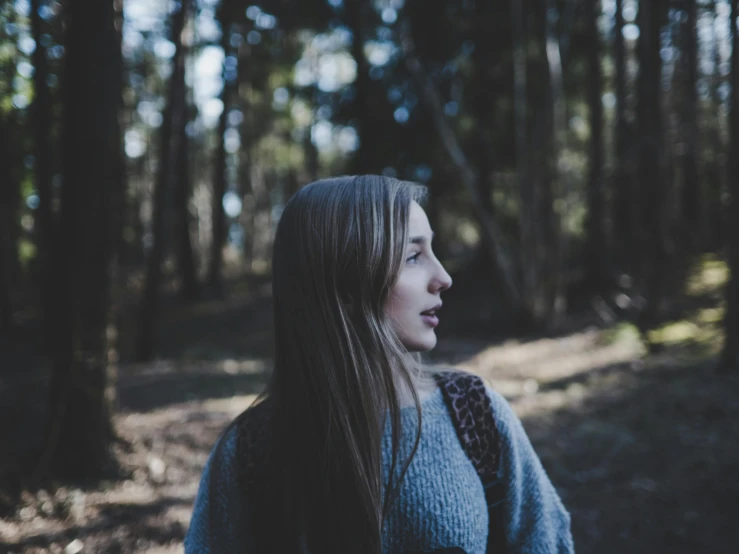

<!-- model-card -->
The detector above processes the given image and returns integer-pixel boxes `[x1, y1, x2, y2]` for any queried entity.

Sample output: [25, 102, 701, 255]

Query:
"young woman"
[185, 175, 574, 554]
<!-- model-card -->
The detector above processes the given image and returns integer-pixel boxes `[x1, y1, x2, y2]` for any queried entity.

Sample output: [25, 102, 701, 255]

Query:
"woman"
[185, 175, 573, 554]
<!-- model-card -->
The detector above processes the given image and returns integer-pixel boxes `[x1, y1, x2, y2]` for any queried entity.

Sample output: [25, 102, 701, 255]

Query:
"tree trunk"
[680, 0, 700, 244]
[471, 0, 514, 305]
[612, 0, 633, 263]
[345, 0, 371, 173]
[0, 114, 20, 333]
[344, 0, 389, 174]
[516, 0, 561, 327]
[174, 116, 199, 301]
[511, 0, 531, 324]
[585, 0, 606, 288]
[472, 0, 496, 219]
[30, 0, 56, 350]
[137, 0, 189, 361]
[706, 2, 726, 247]
[544, 0, 568, 323]
[174, 29, 199, 301]
[635, 0, 668, 334]
[111, 0, 129, 269]
[719, 0, 739, 371]
[39, 0, 119, 480]
[207, 16, 232, 292]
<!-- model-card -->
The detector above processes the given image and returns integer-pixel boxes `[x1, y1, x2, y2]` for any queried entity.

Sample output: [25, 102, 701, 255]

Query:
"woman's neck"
[394, 368, 437, 409]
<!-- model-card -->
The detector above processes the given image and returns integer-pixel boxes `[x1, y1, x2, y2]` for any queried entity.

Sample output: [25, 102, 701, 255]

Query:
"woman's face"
[385, 201, 453, 352]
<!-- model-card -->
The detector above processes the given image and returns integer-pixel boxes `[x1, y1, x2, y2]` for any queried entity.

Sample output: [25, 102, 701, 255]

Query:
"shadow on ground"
[514, 358, 739, 554]
[1, 495, 189, 553]
[118, 366, 269, 413]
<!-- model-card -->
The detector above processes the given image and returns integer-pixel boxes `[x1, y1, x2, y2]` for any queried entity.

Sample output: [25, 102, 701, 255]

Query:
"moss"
[686, 255, 729, 297]
[602, 322, 641, 346]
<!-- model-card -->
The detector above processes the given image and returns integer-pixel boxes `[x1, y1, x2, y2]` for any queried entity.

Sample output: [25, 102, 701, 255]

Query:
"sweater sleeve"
[485, 387, 575, 553]
[185, 426, 253, 553]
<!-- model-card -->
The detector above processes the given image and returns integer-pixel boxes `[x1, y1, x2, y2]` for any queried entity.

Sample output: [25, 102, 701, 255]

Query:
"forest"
[0, 0, 738, 552]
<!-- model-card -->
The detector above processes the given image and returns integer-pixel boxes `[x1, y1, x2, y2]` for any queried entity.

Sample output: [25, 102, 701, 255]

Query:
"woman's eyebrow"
[408, 232, 434, 245]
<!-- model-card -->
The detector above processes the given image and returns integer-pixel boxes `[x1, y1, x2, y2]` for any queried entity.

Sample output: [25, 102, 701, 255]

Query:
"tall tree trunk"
[38, 0, 119, 480]
[137, 0, 189, 360]
[174, 121, 199, 301]
[585, 0, 607, 288]
[236, 41, 255, 273]
[511, 0, 532, 326]
[30, 0, 55, 350]
[207, 16, 232, 292]
[344, 0, 389, 174]
[0, 114, 20, 333]
[707, 2, 726, 247]
[517, 0, 560, 327]
[472, 0, 496, 219]
[174, 33, 199, 301]
[544, 0, 568, 322]
[680, 0, 700, 245]
[111, 0, 129, 268]
[472, 0, 514, 304]
[345, 0, 370, 172]
[720, 0, 739, 371]
[612, 0, 633, 263]
[635, 0, 668, 334]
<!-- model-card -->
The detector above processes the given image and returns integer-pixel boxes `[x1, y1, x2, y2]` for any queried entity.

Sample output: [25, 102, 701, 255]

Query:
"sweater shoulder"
[483, 385, 517, 424]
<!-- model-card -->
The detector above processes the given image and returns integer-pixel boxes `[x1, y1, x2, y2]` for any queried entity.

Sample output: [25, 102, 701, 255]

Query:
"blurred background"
[0, 0, 738, 552]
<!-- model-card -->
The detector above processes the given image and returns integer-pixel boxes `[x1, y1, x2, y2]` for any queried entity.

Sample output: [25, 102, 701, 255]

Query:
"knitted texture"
[185, 386, 574, 554]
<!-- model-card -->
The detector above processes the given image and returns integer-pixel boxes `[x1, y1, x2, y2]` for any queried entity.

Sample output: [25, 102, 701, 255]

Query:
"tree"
[635, 0, 668, 334]
[38, 0, 120, 479]
[585, 0, 607, 289]
[30, 0, 55, 349]
[137, 0, 190, 360]
[514, 0, 561, 327]
[110, 0, 130, 270]
[343, 0, 397, 174]
[173, 29, 199, 301]
[511, 0, 531, 321]
[207, 11, 233, 291]
[471, 0, 498, 219]
[174, 107, 199, 300]
[680, 0, 700, 244]
[720, 0, 739, 371]
[0, 112, 20, 333]
[705, 2, 728, 245]
[469, 0, 515, 297]
[543, 0, 568, 322]
[612, 0, 634, 263]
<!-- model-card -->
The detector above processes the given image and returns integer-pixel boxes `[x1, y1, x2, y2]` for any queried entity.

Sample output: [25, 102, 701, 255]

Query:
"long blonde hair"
[253, 175, 429, 553]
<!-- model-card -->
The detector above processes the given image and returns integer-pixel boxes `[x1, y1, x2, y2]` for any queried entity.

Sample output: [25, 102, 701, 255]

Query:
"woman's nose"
[434, 263, 453, 293]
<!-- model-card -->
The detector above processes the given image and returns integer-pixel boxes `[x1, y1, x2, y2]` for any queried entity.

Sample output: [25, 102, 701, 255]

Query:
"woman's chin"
[402, 332, 437, 352]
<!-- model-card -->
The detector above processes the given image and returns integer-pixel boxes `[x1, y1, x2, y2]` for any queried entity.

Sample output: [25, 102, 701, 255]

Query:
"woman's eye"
[406, 252, 421, 263]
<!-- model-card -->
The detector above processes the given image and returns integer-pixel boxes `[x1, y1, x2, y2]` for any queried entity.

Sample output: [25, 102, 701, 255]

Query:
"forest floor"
[1, 256, 738, 553]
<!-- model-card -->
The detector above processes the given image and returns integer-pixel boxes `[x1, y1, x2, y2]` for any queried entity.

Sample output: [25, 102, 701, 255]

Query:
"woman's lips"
[421, 314, 439, 327]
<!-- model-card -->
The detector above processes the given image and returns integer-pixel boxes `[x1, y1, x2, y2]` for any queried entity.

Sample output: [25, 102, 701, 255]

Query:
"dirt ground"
[2, 262, 738, 553]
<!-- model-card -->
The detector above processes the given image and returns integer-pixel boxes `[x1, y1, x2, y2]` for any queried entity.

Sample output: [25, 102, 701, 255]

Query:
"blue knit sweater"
[185, 386, 574, 553]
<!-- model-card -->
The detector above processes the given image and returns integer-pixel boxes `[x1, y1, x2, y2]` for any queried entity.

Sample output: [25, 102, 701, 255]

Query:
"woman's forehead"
[408, 202, 432, 236]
